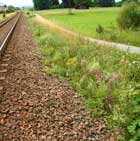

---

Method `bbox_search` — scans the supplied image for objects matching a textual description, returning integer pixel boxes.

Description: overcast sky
[0,0,120,7]
[0,0,34,7]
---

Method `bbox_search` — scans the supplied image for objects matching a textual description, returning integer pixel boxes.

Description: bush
[96,24,104,34]
[117,2,140,30]
[26,12,30,15]
[2,13,6,19]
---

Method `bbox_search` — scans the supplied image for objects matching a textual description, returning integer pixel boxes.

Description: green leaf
[136,129,140,138]
[128,124,137,135]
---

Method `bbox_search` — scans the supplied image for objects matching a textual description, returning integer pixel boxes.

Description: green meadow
[37,8,140,46]
[37,8,118,35]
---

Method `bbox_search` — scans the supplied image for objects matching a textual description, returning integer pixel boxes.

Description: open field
[37,8,140,46]
[37,8,119,36]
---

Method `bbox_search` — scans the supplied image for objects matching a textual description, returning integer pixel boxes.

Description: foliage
[67,0,114,7]
[50,0,59,5]
[6,5,16,13]
[127,119,140,141]
[62,0,74,8]
[74,0,91,4]
[29,18,140,140]
[2,12,6,18]
[127,91,140,141]
[96,24,104,33]
[97,0,115,7]
[33,0,50,10]
[117,2,140,30]
[26,12,30,15]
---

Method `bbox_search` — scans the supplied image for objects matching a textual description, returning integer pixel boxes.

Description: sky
[0,0,120,7]
[0,0,34,7]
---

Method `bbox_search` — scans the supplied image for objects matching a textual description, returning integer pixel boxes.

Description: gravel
[0,15,112,141]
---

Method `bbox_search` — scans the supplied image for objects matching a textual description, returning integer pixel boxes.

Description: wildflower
[66,57,78,68]
[96,71,104,81]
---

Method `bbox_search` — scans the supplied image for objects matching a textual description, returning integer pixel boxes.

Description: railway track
[0,13,21,91]
[0,13,21,57]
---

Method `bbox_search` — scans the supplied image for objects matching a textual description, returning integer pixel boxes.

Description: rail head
[0,13,21,58]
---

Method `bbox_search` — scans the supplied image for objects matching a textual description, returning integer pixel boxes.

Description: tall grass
[29,17,140,140]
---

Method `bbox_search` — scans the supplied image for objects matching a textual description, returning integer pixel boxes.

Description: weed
[29,18,140,140]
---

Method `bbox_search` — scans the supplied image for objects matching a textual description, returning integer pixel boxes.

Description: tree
[7,5,16,13]
[62,0,74,8]
[33,0,40,9]
[50,0,59,5]
[74,0,91,8]
[33,0,50,10]
[98,0,115,6]
[74,0,91,5]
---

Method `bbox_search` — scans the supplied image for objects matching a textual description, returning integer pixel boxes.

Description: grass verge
[28,16,140,140]
[0,12,16,23]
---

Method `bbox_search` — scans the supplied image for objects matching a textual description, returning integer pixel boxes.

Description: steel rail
[0,13,21,58]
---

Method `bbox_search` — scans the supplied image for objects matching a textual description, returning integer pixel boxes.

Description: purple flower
[96,71,104,81]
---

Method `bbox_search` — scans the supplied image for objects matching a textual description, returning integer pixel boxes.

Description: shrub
[27,12,30,15]
[96,24,104,34]
[127,92,140,140]
[117,2,140,30]
[2,13,6,19]
[127,119,140,141]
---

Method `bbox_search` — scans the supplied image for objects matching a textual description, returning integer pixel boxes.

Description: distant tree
[62,0,74,8]
[7,5,15,13]
[74,0,91,8]
[4,5,7,8]
[98,0,115,6]
[74,0,91,5]
[33,0,50,10]
[50,0,59,5]
[33,0,40,9]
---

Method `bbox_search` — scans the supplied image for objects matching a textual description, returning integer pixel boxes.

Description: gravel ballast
[0,15,113,141]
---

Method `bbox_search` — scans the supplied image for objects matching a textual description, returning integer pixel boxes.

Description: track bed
[0,15,113,141]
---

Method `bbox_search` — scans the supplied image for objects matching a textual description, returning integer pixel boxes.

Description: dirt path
[0,15,112,141]
[36,14,140,54]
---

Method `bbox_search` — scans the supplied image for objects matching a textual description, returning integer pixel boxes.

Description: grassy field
[37,8,140,46]
[0,14,4,22]
[28,15,140,140]
[37,8,118,36]
[0,12,16,23]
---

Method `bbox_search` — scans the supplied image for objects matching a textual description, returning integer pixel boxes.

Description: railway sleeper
[0,86,3,91]
[0,69,8,73]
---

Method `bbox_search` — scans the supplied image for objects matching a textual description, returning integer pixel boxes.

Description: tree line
[32,0,116,10]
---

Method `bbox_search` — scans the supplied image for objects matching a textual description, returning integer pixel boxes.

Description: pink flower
[96,71,104,81]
